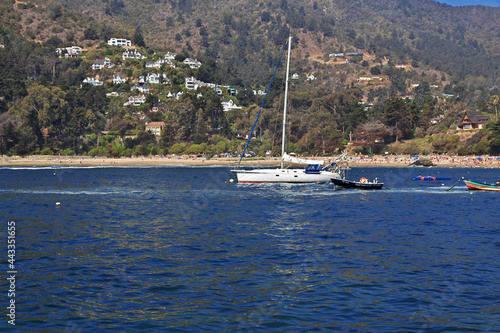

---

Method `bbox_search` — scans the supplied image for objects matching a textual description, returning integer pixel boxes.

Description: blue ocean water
[1,165,499,332]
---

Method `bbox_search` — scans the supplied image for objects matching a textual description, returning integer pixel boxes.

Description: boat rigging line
[236,40,289,169]
[446,177,465,191]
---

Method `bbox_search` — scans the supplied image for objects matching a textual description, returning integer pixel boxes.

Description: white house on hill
[124,95,146,106]
[183,58,202,69]
[164,52,177,60]
[122,50,145,60]
[113,74,127,85]
[222,99,242,112]
[108,38,131,47]
[83,77,103,86]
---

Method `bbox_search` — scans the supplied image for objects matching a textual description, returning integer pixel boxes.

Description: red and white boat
[463,179,500,191]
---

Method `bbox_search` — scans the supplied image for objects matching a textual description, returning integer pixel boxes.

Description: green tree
[11,83,68,150]
[261,11,271,23]
[84,27,99,40]
[133,27,146,47]
[489,95,499,121]
[488,121,500,155]
[414,81,433,105]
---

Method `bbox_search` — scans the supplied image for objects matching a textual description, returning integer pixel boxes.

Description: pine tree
[133,27,145,47]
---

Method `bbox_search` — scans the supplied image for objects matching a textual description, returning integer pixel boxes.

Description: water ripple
[1,167,499,332]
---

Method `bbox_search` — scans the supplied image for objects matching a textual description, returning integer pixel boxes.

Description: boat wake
[0,187,143,196]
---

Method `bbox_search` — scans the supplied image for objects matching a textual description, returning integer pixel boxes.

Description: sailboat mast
[280,35,292,169]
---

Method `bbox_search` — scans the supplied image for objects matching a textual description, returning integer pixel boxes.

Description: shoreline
[1,155,499,168]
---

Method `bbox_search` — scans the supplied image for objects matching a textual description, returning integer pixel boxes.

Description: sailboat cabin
[458,110,491,130]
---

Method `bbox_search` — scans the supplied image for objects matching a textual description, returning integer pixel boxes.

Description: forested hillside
[47,0,500,81]
[1,0,500,158]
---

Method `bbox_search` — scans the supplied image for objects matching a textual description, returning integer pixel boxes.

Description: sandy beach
[1,154,499,168]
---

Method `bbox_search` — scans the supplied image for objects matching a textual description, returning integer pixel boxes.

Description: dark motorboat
[332,177,384,190]
[331,153,384,190]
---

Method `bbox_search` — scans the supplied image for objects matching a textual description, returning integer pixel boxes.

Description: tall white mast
[280,35,292,169]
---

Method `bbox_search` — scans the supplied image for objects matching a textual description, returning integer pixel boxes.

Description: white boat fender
[229,179,234,183]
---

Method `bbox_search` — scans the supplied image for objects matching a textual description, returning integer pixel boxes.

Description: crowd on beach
[2,154,500,168]
[343,154,500,168]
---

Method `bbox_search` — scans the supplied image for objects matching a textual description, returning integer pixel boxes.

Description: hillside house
[145,122,165,136]
[56,46,82,57]
[458,110,491,130]
[124,95,146,106]
[131,84,150,94]
[185,77,198,90]
[206,83,222,94]
[253,88,266,96]
[92,58,111,70]
[184,77,221,94]
[164,52,177,60]
[113,74,127,85]
[162,59,176,68]
[225,86,238,96]
[183,58,202,69]
[291,73,299,80]
[106,92,125,97]
[161,73,170,84]
[145,61,161,69]
[151,101,167,113]
[83,77,103,86]
[222,99,242,112]
[122,50,145,60]
[166,91,183,99]
[141,73,169,85]
[145,73,160,84]
[357,76,383,82]
[108,38,131,47]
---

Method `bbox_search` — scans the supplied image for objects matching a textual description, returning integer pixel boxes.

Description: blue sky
[436,0,500,6]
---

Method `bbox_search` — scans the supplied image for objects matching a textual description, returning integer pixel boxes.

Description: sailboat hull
[232,168,340,183]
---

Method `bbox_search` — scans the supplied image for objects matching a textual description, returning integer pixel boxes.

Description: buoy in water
[229,179,234,183]
[56,202,61,206]
[53,173,56,176]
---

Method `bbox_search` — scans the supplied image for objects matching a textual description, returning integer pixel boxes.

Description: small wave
[0,188,139,195]
[0,165,163,170]
[0,164,234,171]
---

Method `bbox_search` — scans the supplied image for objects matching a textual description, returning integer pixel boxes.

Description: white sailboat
[232,36,341,184]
